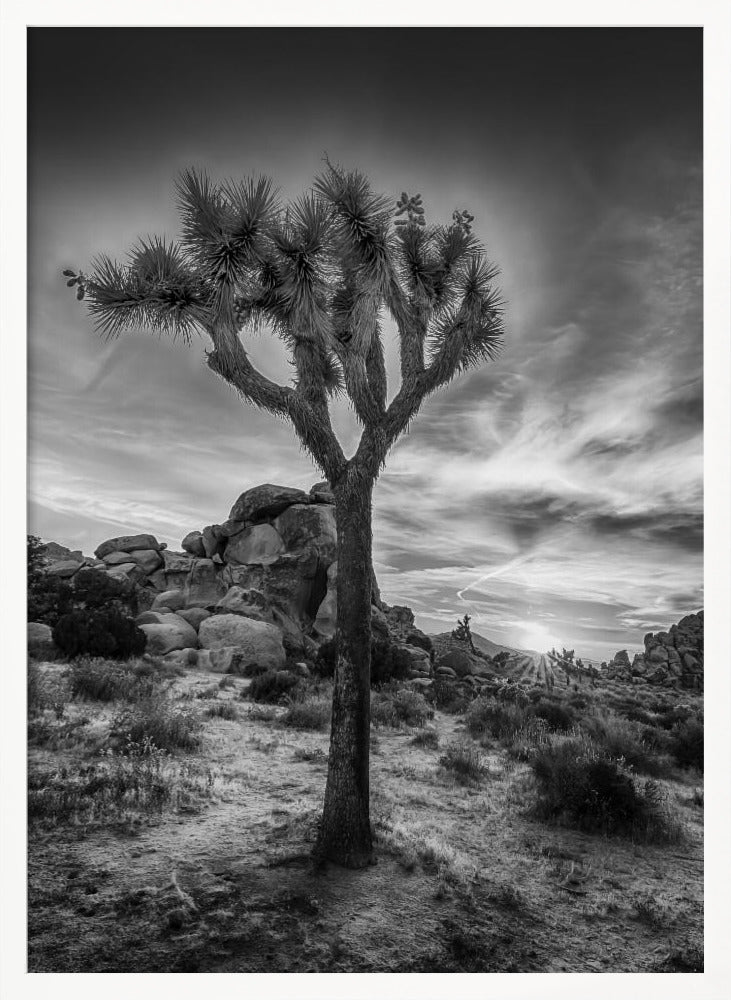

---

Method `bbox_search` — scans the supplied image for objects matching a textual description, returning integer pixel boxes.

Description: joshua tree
[64,162,504,867]
[452,613,475,652]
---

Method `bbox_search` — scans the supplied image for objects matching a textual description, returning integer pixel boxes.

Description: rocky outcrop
[604,611,703,689]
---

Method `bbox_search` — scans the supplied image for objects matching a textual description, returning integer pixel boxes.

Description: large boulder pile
[31,482,353,674]
[603,611,703,689]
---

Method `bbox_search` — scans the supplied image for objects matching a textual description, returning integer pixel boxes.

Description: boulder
[163,647,198,668]
[185,558,226,608]
[273,504,337,564]
[162,550,195,575]
[105,562,147,585]
[309,481,335,504]
[28,622,55,659]
[39,541,84,563]
[435,666,458,679]
[225,523,285,566]
[94,533,161,560]
[124,548,163,575]
[102,551,135,567]
[135,611,170,626]
[151,590,186,612]
[146,569,168,592]
[371,604,389,639]
[223,550,322,623]
[198,614,286,672]
[435,648,473,678]
[46,559,83,578]
[202,525,226,561]
[228,484,309,523]
[181,531,206,557]
[314,561,338,638]
[409,678,433,691]
[649,645,669,663]
[176,607,211,631]
[139,615,199,655]
[215,585,271,620]
[613,649,631,668]
[645,665,668,685]
[196,646,247,674]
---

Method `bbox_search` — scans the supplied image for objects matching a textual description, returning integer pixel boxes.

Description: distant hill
[432,630,538,661]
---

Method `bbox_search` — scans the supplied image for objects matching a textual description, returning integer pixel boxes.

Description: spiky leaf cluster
[66,162,504,467]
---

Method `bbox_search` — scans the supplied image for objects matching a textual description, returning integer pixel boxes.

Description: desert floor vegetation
[28,656,703,973]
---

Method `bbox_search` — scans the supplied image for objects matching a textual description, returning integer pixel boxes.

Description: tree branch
[206,324,347,483]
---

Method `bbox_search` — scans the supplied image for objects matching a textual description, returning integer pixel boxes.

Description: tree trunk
[315,466,374,867]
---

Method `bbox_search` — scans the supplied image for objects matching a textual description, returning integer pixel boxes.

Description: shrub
[111,698,202,752]
[27,535,75,626]
[204,701,238,721]
[411,729,439,749]
[248,670,301,704]
[72,567,138,614]
[427,677,470,714]
[27,664,69,717]
[669,717,703,771]
[239,661,267,678]
[580,712,670,777]
[371,638,412,685]
[313,636,412,686]
[439,742,487,784]
[53,608,146,660]
[218,675,236,689]
[69,657,158,702]
[530,699,575,731]
[281,693,331,730]
[465,696,529,743]
[530,736,681,842]
[28,736,214,829]
[371,685,433,728]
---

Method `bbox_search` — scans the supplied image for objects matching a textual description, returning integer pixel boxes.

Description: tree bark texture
[315,467,374,867]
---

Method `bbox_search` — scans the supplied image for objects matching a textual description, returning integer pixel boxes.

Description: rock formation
[603,611,703,689]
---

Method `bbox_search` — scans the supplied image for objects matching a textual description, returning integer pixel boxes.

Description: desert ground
[27,657,703,974]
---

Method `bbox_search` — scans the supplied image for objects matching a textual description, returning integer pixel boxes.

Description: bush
[530,736,681,842]
[27,535,75,626]
[204,701,238,721]
[72,567,137,614]
[439,742,487,784]
[580,712,670,777]
[27,664,69,717]
[69,657,158,702]
[239,661,268,678]
[530,699,575,731]
[371,685,433,728]
[427,677,471,714]
[53,608,146,660]
[248,669,301,704]
[312,636,412,686]
[669,717,703,771]
[281,693,332,730]
[371,638,412,685]
[111,698,202,752]
[28,736,214,829]
[465,696,529,742]
[411,729,439,749]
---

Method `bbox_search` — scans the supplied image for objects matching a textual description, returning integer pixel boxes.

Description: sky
[26,27,704,661]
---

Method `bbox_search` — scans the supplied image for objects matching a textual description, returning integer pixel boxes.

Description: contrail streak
[456,552,533,602]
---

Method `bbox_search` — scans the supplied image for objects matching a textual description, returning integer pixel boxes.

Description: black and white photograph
[2,5,730,993]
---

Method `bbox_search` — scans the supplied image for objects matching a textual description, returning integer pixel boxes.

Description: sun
[517,620,562,654]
